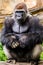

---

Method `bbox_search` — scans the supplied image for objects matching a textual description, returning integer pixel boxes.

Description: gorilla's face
[15,9,27,24]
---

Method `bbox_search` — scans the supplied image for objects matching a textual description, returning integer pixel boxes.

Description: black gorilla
[1,3,43,65]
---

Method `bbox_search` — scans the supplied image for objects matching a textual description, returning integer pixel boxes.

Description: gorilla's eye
[15,11,24,13]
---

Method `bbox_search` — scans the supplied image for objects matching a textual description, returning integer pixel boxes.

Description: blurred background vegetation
[0,42,7,61]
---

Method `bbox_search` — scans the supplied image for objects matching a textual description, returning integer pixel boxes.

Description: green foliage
[0,42,7,61]
[40,43,43,60]
[40,52,43,60]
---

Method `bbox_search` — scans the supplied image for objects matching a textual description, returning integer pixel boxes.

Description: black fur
[1,15,43,65]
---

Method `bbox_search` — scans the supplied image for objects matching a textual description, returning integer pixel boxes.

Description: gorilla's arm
[1,18,17,48]
[29,16,43,42]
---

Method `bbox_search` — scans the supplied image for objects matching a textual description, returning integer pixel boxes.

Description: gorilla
[1,3,43,65]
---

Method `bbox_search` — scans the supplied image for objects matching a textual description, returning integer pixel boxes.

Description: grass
[0,42,43,61]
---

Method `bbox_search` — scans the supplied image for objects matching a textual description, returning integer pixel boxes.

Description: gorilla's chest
[12,22,29,33]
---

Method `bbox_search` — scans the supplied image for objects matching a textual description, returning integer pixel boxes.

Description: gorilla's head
[14,3,27,25]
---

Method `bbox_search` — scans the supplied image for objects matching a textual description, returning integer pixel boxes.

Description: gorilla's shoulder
[4,17,14,26]
[29,16,40,25]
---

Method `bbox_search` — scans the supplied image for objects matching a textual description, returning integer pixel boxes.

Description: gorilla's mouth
[17,16,23,20]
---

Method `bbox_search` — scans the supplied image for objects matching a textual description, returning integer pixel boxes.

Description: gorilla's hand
[19,35,29,48]
[10,35,20,48]
[11,41,19,48]
[5,35,19,48]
